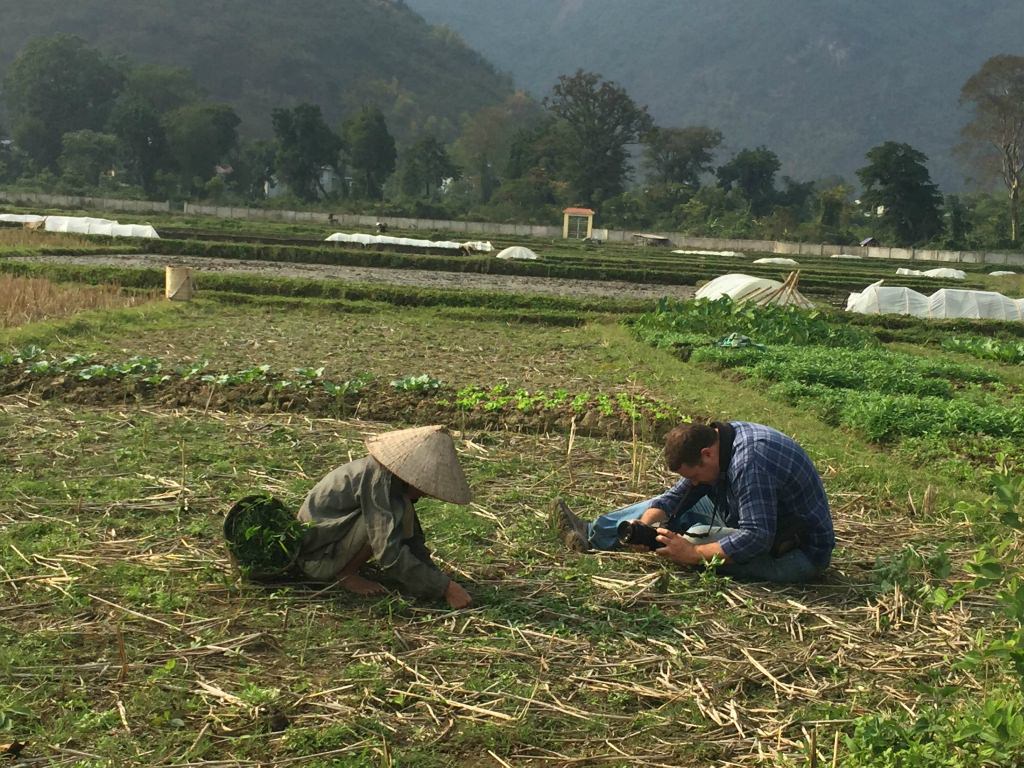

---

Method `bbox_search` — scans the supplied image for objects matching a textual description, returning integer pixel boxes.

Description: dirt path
[16,253,697,301]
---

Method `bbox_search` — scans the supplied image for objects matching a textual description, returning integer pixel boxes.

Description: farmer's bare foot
[339,574,387,595]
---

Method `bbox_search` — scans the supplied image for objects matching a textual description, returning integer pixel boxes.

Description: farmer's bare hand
[444,580,472,609]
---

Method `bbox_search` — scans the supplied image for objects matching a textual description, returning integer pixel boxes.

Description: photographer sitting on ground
[556,421,835,583]
[297,425,473,608]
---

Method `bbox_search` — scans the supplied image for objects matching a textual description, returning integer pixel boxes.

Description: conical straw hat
[365,425,472,505]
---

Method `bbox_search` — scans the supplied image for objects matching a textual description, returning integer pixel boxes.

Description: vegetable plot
[0,348,685,442]
[632,301,1024,464]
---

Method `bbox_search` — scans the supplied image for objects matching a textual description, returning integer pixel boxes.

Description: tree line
[1,35,1021,249]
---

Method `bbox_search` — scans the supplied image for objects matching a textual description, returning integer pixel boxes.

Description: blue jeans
[587,496,718,550]
[587,497,823,584]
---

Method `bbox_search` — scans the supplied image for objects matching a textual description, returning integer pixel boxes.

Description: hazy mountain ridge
[407,0,1023,189]
[0,0,514,142]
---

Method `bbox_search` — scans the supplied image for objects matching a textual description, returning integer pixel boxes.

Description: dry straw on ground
[0,228,97,250]
[0,275,157,327]
[0,403,1004,767]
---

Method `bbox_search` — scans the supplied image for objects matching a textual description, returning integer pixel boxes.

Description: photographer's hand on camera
[631,507,668,550]
[655,528,730,567]
[639,507,668,526]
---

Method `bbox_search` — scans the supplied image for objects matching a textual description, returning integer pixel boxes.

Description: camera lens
[616,520,663,550]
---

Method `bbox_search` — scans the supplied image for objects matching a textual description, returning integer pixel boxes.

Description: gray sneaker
[554,498,591,552]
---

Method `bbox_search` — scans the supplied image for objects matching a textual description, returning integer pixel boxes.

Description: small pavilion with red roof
[562,206,595,239]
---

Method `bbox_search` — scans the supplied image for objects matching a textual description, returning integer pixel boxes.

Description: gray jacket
[298,456,450,599]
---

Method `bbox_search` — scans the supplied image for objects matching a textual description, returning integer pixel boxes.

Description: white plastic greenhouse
[495,246,539,260]
[845,282,930,317]
[695,272,813,308]
[846,280,1024,321]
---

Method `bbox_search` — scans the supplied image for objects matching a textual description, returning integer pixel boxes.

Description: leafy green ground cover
[943,335,1024,365]
[634,298,1024,472]
[2,277,1024,766]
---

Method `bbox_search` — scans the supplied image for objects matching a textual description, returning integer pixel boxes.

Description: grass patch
[1,292,1018,765]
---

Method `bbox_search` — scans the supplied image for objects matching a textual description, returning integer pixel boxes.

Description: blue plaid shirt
[651,422,834,568]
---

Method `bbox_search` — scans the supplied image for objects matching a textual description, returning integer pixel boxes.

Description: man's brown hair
[664,422,718,470]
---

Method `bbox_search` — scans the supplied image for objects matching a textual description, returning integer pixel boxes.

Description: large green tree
[643,126,722,188]
[857,142,944,245]
[960,54,1024,243]
[343,106,396,200]
[2,35,124,169]
[123,64,204,116]
[716,147,781,217]
[106,94,168,194]
[545,70,653,205]
[400,135,459,199]
[163,103,240,193]
[230,139,277,201]
[58,129,119,187]
[272,104,342,201]
[454,92,544,203]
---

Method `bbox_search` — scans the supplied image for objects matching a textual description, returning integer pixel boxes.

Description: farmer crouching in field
[556,421,835,583]
[297,425,473,609]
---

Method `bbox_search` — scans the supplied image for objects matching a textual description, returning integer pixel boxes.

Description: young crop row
[692,344,1022,443]
[0,348,683,433]
[444,383,679,422]
[693,345,998,397]
[942,336,1024,365]
[631,297,875,349]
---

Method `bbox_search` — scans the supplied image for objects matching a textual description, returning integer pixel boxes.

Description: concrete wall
[0,189,171,214]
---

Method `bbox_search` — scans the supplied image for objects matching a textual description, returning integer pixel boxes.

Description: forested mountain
[0,0,513,141]
[406,0,1023,190]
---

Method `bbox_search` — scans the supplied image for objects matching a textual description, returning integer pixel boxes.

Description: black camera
[616,520,664,550]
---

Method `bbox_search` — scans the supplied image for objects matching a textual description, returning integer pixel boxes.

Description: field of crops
[2,219,1024,767]
[5,206,1022,303]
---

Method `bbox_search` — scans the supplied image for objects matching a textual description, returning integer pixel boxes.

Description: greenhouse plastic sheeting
[43,216,159,238]
[752,257,800,266]
[325,232,492,252]
[673,249,745,257]
[895,267,967,280]
[495,246,538,260]
[927,289,1023,321]
[44,216,117,233]
[847,281,1023,321]
[845,282,930,317]
[0,213,46,224]
[695,273,812,308]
